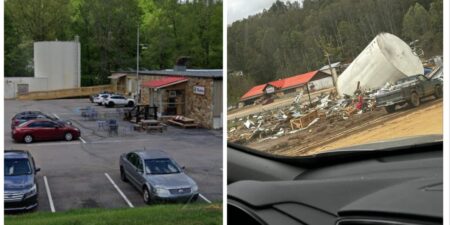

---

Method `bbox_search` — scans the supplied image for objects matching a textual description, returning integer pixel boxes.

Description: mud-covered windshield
[227,0,443,157]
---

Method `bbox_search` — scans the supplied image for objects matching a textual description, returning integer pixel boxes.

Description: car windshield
[5,158,32,176]
[145,158,180,175]
[227,0,443,157]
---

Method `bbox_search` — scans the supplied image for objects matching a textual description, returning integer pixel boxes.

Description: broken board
[290,110,319,130]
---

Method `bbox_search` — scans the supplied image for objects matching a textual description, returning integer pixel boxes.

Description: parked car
[104,95,135,107]
[12,119,81,143]
[93,93,112,105]
[5,150,40,211]
[375,74,443,113]
[11,111,56,129]
[120,150,199,204]
[90,91,112,103]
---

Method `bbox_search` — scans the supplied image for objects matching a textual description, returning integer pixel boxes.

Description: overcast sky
[228,0,294,25]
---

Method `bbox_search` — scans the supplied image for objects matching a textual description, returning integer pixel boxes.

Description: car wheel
[64,132,73,141]
[127,101,134,107]
[434,85,443,99]
[384,105,396,114]
[143,187,152,205]
[409,92,420,107]
[191,193,199,202]
[120,167,128,182]
[97,103,101,106]
[24,134,33,143]
[108,102,115,108]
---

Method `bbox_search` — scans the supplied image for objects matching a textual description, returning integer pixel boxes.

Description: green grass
[5,203,222,225]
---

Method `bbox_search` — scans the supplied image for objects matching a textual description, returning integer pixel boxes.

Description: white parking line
[52,113,60,119]
[79,137,87,144]
[199,193,212,204]
[104,173,134,208]
[43,176,56,213]
[11,141,81,147]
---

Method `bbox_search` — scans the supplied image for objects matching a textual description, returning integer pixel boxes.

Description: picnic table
[139,119,165,133]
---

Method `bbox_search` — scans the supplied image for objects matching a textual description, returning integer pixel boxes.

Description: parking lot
[5,99,223,212]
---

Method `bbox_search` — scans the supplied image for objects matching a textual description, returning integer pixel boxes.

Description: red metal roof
[240,84,267,100]
[141,76,188,89]
[268,79,284,88]
[240,71,319,100]
[281,70,318,89]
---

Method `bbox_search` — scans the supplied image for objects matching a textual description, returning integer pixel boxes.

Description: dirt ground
[307,100,443,154]
[228,88,334,120]
[246,99,443,156]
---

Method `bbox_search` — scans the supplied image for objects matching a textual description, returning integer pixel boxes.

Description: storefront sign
[193,85,205,95]
[265,86,275,94]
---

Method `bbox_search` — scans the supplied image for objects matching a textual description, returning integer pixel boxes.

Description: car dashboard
[228,138,443,225]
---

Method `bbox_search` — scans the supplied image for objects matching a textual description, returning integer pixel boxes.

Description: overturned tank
[337,33,423,96]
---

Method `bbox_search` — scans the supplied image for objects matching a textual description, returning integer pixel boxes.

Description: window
[28,122,43,128]
[127,153,136,165]
[127,153,142,169]
[5,158,32,176]
[145,158,180,174]
[41,121,56,128]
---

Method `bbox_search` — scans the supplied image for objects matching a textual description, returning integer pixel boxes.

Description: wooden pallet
[167,119,198,128]
[290,110,318,130]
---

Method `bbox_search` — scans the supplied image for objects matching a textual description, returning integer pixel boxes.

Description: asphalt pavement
[5,99,223,212]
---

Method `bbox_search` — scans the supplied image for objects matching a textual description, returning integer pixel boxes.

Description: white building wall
[4,77,48,99]
[34,41,80,90]
[310,77,334,91]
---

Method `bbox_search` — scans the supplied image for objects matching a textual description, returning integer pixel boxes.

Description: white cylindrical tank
[337,33,423,95]
[34,41,81,90]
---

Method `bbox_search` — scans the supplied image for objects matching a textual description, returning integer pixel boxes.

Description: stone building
[109,69,222,129]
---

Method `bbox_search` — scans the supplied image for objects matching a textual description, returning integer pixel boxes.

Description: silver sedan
[120,150,199,204]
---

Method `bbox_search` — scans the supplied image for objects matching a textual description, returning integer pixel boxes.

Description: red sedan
[12,119,81,143]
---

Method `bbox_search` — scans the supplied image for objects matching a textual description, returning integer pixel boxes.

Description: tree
[402,3,431,41]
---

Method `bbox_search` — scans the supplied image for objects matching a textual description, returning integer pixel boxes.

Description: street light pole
[136,24,141,103]
[325,51,337,89]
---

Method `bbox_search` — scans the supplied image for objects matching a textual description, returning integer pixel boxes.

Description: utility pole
[325,51,337,89]
[136,24,141,104]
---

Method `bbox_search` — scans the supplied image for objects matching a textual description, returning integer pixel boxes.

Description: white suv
[94,93,112,105]
[104,95,135,107]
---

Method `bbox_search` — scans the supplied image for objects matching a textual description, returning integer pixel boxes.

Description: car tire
[24,134,33,144]
[384,105,396,114]
[97,103,102,106]
[143,187,152,205]
[127,101,134,107]
[409,92,420,107]
[108,102,115,108]
[192,193,199,202]
[120,167,128,182]
[434,85,443,99]
[64,132,73,141]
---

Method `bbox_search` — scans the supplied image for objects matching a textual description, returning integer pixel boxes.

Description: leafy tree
[4,0,222,84]
[402,3,431,41]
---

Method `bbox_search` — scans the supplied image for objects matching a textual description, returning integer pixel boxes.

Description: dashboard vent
[228,202,264,225]
[336,218,430,225]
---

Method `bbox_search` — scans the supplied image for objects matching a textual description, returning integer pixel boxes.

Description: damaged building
[239,70,334,106]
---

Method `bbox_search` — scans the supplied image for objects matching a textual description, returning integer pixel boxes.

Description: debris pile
[228,89,377,144]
